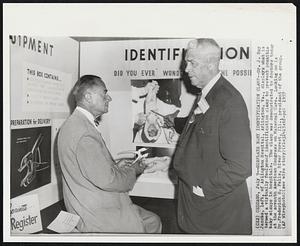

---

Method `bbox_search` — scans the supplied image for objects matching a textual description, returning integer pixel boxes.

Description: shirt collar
[201,72,221,98]
[76,106,97,128]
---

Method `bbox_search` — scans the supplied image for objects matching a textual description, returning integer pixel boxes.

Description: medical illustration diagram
[18,133,50,187]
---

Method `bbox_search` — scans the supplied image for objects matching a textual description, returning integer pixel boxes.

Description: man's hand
[143,156,171,173]
[116,158,146,176]
[131,159,146,176]
[116,158,134,168]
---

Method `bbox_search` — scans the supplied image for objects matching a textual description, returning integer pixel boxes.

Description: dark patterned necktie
[179,90,202,136]
[188,90,202,123]
[195,90,202,109]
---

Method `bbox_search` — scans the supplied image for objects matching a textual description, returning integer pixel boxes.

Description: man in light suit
[58,75,161,233]
[172,39,252,234]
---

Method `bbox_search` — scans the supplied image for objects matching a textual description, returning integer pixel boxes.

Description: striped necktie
[187,90,202,125]
[191,90,202,114]
[179,90,202,136]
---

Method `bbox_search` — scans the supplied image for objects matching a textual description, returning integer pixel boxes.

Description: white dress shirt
[194,72,221,115]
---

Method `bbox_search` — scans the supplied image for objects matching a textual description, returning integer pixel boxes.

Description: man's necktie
[195,90,202,109]
[179,90,202,136]
[94,117,100,127]
[188,90,202,124]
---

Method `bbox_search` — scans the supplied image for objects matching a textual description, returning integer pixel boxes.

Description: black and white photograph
[3,3,296,244]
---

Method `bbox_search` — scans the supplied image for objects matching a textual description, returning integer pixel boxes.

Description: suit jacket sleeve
[202,97,252,200]
[76,135,137,192]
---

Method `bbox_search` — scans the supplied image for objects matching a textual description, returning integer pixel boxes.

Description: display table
[129,169,177,199]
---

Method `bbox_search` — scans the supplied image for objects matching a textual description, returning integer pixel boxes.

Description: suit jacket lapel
[194,75,225,123]
[203,75,225,107]
[178,76,225,142]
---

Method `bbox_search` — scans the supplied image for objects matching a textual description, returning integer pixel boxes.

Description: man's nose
[107,95,112,101]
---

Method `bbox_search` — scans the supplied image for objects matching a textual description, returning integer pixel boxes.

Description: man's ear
[84,91,92,103]
[209,62,219,73]
[207,62,214,70]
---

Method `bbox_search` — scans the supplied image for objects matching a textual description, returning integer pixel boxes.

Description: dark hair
[72,75,104,103]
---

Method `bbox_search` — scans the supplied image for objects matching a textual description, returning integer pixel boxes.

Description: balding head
[185,38,221,88]
[187,38,221,65]
[73,74,112,117]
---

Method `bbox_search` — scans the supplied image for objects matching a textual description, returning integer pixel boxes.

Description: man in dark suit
[172,39,252,234]
[58,75,161,233]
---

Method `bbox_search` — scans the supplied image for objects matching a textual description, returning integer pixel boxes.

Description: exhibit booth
[9,36,252,233]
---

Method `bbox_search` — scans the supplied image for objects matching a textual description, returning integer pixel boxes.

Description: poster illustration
[132,79,181,146]
[11,126,51,198]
